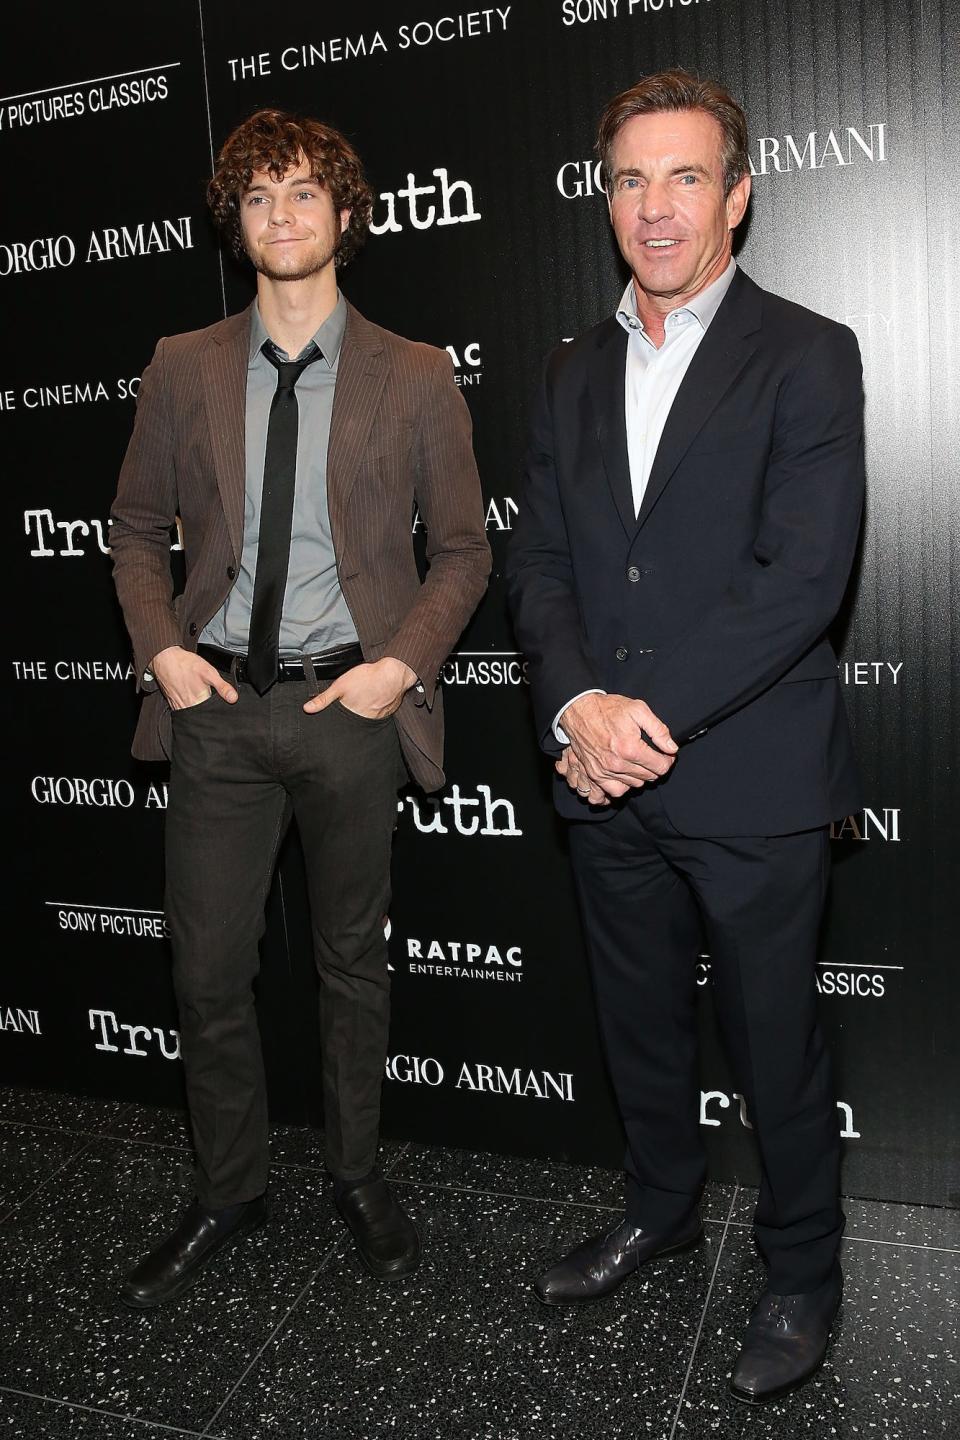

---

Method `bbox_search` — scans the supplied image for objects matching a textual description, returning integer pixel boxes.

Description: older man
[508,70,863,1403]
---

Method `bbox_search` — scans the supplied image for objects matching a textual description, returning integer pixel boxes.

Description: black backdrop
[4,0,958,1209]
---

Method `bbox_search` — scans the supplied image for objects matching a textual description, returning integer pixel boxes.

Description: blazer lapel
[327,301,388,550]
[636,268,762,530]
[202,305,251,559]
[586,321,635,538]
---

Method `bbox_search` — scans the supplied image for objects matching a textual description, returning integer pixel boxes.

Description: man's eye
[679,175,698,185]
[620,178,639,191]
[296,191,316,200]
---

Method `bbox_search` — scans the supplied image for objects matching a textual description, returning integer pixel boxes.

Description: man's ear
[726,173,751,231]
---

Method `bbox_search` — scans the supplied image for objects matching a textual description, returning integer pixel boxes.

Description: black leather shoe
[335,1177,420,1278]
[729,1263,843,1403]
[120,1196,268,1309]
[534,1211,704,1306]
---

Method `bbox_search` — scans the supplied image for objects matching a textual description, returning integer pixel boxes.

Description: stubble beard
[246,221,342,283]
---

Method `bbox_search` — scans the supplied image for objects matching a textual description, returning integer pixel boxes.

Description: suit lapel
[636,268,762,530]
[202,305,251,559]
[327,300,388,542]
[586,321,635,538]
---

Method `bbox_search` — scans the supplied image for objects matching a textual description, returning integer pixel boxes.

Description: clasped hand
[555,693,677,806]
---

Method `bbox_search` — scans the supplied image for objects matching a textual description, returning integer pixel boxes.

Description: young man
[111,108,490,1305]
[507,71,864,1403]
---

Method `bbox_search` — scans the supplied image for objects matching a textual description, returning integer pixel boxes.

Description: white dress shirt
[554,259,737,744]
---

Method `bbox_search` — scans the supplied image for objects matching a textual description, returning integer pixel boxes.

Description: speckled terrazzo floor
[0,1086,956,1438]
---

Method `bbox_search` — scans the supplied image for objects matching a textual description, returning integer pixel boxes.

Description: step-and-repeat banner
[4,0,958,1206]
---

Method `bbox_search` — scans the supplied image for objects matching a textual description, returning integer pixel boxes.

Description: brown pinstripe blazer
[110,299,491,791]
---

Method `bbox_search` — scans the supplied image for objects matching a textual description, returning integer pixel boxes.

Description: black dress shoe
[729,1263,843,1404]
[120,1196,268,1309]
[534,1211,704,1306]
[335,1177,420,1278]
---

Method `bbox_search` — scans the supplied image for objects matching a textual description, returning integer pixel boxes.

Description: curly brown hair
[207,108,373,268]
[597,69,749,197]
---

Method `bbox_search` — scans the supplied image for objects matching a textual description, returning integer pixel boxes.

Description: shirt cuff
[553,689,606,746]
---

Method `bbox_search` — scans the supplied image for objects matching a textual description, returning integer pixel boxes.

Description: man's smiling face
[606,107,750,307]
[239,155,351,283]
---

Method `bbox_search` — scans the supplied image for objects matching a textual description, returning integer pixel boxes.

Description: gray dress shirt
[200,291,359,656]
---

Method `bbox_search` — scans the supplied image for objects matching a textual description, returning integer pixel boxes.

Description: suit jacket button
[226,565,236,580]
[616,646,629,661]
[627,566,641,582]
[188,622,198,637]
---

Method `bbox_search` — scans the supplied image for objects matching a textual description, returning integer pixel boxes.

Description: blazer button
[627,566,641,582]
[188,622,198,637]
[226,565,236,580]
[615,646,629,661]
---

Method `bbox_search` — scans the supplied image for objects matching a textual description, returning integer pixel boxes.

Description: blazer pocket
[367,421,414,461]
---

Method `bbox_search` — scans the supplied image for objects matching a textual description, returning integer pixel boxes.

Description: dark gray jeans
[165,678,405,1208]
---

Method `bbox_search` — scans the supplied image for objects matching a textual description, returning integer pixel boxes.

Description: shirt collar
[615,257,737,339]
[248,290,347,369]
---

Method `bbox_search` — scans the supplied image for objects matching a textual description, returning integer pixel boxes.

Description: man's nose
[640,180,674,223]
[269,198,294,225]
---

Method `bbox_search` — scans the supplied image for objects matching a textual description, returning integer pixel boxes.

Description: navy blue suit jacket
[506,267,864,837]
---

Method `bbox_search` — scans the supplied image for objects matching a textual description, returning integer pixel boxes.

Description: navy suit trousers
[568,785,843,1294]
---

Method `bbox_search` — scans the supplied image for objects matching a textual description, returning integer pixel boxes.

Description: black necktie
[246,339,324,694]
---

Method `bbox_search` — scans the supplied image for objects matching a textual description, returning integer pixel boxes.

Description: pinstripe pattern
[110,300,491,791]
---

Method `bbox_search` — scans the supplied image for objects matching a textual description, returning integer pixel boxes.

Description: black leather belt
[197,642,364,685]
